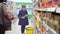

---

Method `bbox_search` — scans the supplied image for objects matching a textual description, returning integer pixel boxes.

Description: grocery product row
[33,0,60,13]
[33,10,60,34]
[34,0,60,8]
[32,0,60,34]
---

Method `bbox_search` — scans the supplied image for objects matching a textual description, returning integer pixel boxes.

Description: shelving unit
[33,12,58,34]
[32,1,60,33]
[35,8,56,12]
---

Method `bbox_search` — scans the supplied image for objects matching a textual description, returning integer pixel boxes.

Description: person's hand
[21,17,25,19]
[13,19,17,23]
[25,14,28,17]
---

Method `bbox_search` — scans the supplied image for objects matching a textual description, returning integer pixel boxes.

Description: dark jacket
[18,10,29,26]
[0,3,4,24]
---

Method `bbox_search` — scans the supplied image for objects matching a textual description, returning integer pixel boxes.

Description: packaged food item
[58,1,60,7]
[40,25,48,34]
[35,12,41,28]
[40,11,44,18]
[40,3,46,8]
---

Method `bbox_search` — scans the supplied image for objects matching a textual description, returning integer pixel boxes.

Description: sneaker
[21,33,23,34]
[23,33,25,34]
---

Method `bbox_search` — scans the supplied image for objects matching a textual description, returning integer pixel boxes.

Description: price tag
[46,8,56,12]
[56,7,60,13]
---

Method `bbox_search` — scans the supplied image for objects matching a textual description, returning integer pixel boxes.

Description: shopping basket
[25,26,34,34]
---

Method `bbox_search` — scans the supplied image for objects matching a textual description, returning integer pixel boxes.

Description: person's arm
[18,11,22,18]
[24,10,28,17]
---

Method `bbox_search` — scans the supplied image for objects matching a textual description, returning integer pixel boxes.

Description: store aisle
[5,19,21,34]
[5,19,56,34]
[5,18,35,34]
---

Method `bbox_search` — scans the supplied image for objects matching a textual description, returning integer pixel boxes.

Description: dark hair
[0,0,4,3]
[4,0,7,2]
[22,5,26,8]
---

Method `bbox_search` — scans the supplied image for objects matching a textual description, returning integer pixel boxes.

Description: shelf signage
[56,7,60,13]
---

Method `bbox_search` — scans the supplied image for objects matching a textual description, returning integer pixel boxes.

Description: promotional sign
[13,0,33,5]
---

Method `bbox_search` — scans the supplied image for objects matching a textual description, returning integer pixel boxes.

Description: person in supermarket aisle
[18,5,29,34]
[0,0,12,34]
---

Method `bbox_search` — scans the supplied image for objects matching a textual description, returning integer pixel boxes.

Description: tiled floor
[5,18,35,34]
[5,19,21,34]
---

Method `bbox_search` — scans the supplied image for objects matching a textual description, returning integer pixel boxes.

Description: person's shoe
[23,33,25,34]
[21,33,23,34]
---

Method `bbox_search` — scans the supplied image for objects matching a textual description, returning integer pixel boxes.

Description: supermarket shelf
[33,14,58,34]
[35,7,60,14]
[35,8,56,12]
